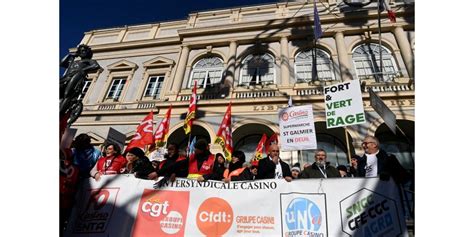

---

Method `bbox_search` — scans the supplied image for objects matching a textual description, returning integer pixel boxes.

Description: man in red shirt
[90,143,127,181]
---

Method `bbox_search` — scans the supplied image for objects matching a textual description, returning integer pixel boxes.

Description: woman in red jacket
[90,143,127,181]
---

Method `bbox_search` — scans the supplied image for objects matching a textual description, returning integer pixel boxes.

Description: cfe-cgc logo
[73,188,120,233]
[132,190,190,237]
[196,197,234,237]
[280,193,327,237]
[339,188,404,237]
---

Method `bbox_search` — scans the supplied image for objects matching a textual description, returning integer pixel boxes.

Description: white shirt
[274,160,283,179]
[365,151,379,177]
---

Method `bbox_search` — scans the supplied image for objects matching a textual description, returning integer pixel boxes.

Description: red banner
[154,105,172,147]
[214,103,233,161]
[127,111,154,151]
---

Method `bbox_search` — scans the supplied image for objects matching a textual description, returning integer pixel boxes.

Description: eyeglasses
[362,141,375,145]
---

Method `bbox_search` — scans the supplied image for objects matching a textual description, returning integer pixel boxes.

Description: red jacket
[188,153,215,176]
[96,155,127,175]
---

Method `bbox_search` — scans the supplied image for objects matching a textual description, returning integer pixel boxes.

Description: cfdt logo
[196,197,233,237]
[132,190,190,237]
[281,193,327,237]
[73,188,120,233]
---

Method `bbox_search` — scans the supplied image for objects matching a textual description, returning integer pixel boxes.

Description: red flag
[382,0,396,23]
[214,102,233,161]
[127,111,154,150]
[254,134,267,161]
[183,81,197,135]
[265,133,279,155]
[154,105,172,148]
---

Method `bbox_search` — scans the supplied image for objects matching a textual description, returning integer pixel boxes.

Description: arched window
[352,43,399,82]
[189,56,224,88]
[295,48,335,82]
[240,53,275,86]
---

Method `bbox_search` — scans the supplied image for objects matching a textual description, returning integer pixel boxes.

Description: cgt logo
[132,190,190,237]
[196,197,233,237]
[141,199,170,217]
[74,188,119,233]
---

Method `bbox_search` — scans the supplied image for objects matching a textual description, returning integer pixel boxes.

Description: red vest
[188,153,215,176]
[96,155,127,174]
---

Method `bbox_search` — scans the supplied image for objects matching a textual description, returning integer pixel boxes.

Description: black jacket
[357,149,409,184]
[157,154,188,178]
[131,157,155,179]
[300,162,340,179]
[256,157,291,180]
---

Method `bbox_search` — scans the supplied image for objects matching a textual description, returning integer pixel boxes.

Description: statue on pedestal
[60,44,101,127]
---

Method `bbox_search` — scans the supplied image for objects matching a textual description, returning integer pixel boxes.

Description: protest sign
[279,104,317,151]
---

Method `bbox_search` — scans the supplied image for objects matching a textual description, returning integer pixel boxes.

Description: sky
[60,0,280,59]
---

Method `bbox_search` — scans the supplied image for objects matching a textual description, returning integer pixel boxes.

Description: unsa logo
[196,197,233,236]
[285,197,322,231]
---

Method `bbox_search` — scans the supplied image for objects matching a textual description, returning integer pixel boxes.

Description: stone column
[392,26,414,78]
[280,36,290,86]
[171,45,190,93]
[225,41,237,86]
[335,32,353,81]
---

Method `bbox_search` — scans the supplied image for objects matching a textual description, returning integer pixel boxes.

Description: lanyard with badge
[317,165,327,178]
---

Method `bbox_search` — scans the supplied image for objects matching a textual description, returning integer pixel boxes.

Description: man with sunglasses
[357,135,408,184]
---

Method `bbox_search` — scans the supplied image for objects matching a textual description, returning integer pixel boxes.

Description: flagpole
[344,128,351,164]
[378,0,384,82]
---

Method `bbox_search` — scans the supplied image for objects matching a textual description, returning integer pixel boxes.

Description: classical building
[69,0,414,171]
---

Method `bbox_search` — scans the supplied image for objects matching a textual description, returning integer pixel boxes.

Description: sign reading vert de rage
[279,104,317,151]
[324,79,366,129]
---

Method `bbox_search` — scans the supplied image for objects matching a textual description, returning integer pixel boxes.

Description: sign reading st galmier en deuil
[279,104,317,151]
[324,79,366,129]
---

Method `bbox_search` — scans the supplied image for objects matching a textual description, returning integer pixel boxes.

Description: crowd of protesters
[60,133,411,231]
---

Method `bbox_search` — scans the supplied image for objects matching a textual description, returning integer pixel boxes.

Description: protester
[222,150,253,182]
[71,133,101,179]
[59,149,79,233]
[291,163,301,179]
[256,144,292,182]
[148,143,188,180]
[124,147,155,179]
[357,135,409,183]
[202,153,227,181]
[89,142,127,181]
[337,165,350,177]
[300,148,340,178]
[349,155,361,177]
[188,139,215,181]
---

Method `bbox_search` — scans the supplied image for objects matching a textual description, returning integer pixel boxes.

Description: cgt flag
[183,81,197,135]
[127,111,154,151]
[214,103,233,161]
[265,133,279,155]
[254,134,267,161]
[154,105,172,148]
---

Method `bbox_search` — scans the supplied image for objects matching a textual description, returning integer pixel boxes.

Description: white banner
[324,79,366,129]
[279,104,318,151]
[65,175,408,237]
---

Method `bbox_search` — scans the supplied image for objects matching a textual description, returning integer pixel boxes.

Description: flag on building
[254,134,267,161]
[127,111,154,151]
[187,136,197,157]
[313,1,323,40]
[381,0,396,23]
[265,133,279,155]
[214,103,233,161]
[183,80,197,135]
[154,105,172,148]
